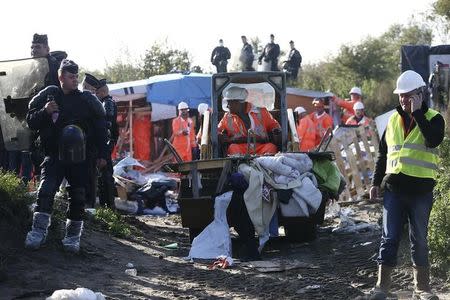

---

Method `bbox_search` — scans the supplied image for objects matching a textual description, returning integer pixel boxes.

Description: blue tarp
[146,72,212,109]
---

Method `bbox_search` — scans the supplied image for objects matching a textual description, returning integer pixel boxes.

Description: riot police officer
[95,79,118,209]
[25,59,108,253]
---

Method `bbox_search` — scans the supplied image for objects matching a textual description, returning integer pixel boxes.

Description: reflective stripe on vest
[251,109,268,139]
[385,109,440,179]
[227,113,245,139]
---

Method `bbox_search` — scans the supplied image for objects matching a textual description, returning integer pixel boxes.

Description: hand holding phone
[410,93,423,112]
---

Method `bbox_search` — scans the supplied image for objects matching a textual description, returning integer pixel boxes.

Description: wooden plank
[329,140,352,201]
[369,122,380,153]
[358,126,375,170]
[351,129,370,187]
[342,131,364,196]
[200,111,210,160]
[287,108,299,151]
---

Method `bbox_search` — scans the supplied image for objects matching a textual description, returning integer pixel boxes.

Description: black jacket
[285,48,302,70]
[26,86,108,160]
[101,95,119,146]
[211,46,231,65]
[258,42,280,63]
[372,102,445,194]
[240,43,254,65]
[45,54,60,87]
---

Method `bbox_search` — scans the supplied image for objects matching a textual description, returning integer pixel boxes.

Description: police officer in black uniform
[239,35,255,71]
[31,33,60,87]
[283,40,302,82]
[210,39,231,73]
[258,34,281,71]
[25,59,108,253]
[95,78,118,208]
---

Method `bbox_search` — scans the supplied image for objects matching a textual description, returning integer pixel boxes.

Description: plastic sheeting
[188,191,233,259]
[46,288,105,300]
[132,114,151,161]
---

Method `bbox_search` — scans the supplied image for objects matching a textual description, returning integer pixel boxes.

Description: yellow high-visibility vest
[385,109,440,179]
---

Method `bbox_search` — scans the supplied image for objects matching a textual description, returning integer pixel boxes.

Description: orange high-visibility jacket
[133,115,152,161]
[345,115,372,126]
[334,98,362,124]
[172,116,196,161]
[218,106,280,155]
[296,115,317,152]
[310,112,334,146]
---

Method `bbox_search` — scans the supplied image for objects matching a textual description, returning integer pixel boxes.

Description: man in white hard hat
[294,106,316,151]
[218,86,281,156]
[368,70,444,300]
[331,86,363,124]
[172,101,196,161]
[345,101,372,126]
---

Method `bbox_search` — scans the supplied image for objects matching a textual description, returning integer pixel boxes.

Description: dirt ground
[1,201,449,300]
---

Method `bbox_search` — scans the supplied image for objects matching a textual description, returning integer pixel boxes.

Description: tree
[142,42,191,77]
[433,0,450,21]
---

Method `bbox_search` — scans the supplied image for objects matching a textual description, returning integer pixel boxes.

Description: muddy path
[1,203,449,300]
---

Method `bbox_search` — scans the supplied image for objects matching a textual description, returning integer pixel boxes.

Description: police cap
[84,73,100,88]
[32,33,48,45]
[59,59,78,74]
[98,78,108,88]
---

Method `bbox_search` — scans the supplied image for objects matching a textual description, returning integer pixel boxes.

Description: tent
[146,72,212,109]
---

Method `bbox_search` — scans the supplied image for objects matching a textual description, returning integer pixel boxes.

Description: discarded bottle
[125,268,137,276]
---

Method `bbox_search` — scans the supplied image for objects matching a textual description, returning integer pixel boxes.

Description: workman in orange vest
[294,106,317,151]
[309,98,334,146]
[218,86,281,156]
[332,86,363,124]
[345,101,372,126]
[172,101,196,161]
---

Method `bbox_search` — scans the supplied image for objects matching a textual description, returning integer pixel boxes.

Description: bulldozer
[164,71,337,243]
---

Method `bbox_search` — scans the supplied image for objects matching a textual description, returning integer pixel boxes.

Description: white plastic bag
[46,287,105,300]
[188,191,233,259]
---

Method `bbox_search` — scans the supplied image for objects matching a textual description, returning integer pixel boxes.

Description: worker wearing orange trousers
[309,98,334,146]
[172,101,196,161]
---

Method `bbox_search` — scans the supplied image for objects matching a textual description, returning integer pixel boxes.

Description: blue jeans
[377,189,433,267]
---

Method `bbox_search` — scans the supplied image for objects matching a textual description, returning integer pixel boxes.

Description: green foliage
[0,171,34,227]
[430,137,450,279]
[433,0,450,21]
[142,42,191,77]
[94,207,133,238]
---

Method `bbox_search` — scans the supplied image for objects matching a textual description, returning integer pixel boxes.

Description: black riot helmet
[58,125,86,164]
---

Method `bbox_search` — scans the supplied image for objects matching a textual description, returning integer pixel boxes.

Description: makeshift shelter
[108,73,212,161]
[286,88,333,112]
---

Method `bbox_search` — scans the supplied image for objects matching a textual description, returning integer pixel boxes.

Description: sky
[0,0,437,74]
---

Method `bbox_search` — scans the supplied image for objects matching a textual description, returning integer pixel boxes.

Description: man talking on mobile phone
[366,70,444,300]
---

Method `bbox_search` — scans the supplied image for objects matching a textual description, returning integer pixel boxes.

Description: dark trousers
[8,150,33,184]
[377,189,433,267]
[98,157,115,208]
[215,60,228,73]
[85,157,97,208]
[35,156,89,221]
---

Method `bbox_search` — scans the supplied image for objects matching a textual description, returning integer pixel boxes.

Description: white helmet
[178,101,189,110]
[197,103,209,115]
[353,101,364,110]
[349,87,362,95]
[223,86,248,102]
[393,70,426,94]
[294,106,306,114]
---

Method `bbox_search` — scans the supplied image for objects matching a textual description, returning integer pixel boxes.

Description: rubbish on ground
[46,287,105,300]
[296,285,321,294]
[360,242,373,246]
[208,256,233,269]
[163,242,178,250]
[142,206,168,216]
[125,268,137,276]
[245,259,318,273]
[126,262,134,268]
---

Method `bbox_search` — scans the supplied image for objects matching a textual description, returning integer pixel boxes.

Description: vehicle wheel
[284,221,317,243]
[188,228,203,243]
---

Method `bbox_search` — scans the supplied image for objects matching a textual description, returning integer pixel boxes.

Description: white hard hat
[294,106,306,114]
[349,87,362,95]
[223,86,248,102]
[353,101,364,110]
[178,101,189,110]
[197,103,209,115]
[393,70,426,94]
